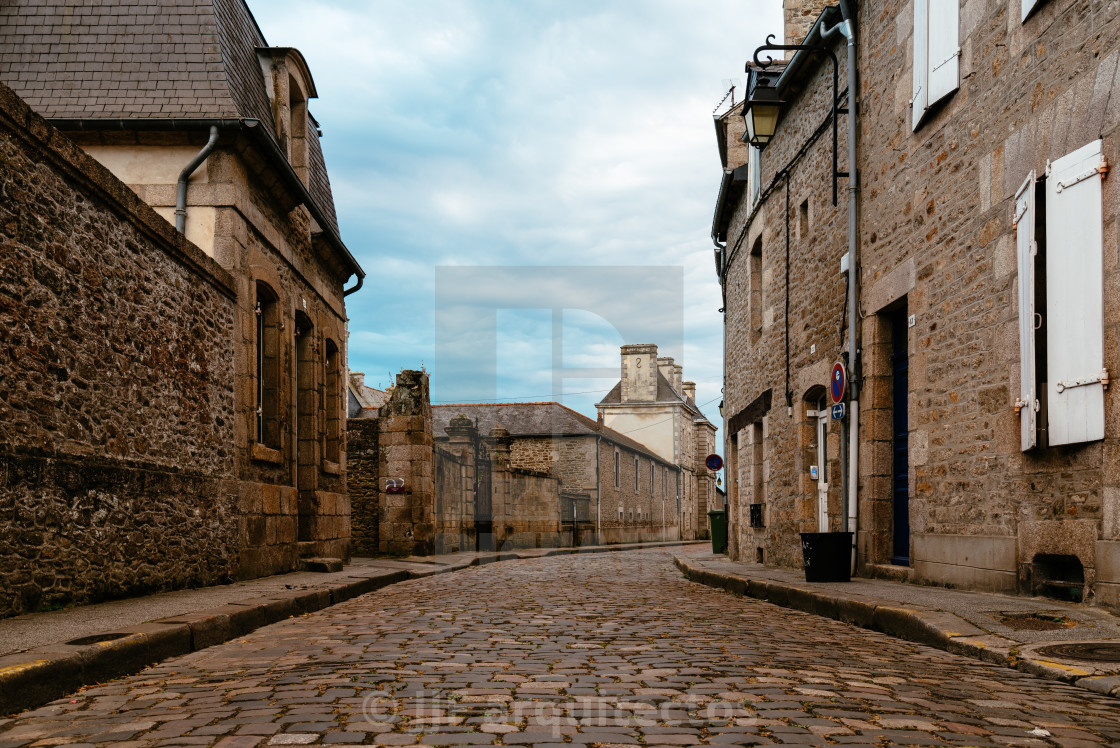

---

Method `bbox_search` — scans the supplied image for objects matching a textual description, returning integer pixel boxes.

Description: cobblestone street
[4,549,1120,747]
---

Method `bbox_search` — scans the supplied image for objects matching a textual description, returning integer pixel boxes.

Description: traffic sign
[831,403,846,421]
[705,454,724,471]
[830,361,847,404]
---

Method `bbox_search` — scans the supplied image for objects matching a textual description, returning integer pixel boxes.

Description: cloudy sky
[252,0,783,452]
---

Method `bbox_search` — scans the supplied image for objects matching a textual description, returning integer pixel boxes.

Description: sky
[252,0,784,457]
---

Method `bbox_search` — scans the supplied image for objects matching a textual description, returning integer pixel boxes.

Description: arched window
[323,338,341,465]
[255,282,280,449]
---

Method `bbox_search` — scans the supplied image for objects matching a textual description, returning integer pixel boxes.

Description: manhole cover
[1035,642,1120,663]
[66,632,131,646]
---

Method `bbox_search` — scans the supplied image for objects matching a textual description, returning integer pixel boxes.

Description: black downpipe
[783,170,792,412]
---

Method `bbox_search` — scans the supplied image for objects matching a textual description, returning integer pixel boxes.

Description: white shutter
[926,0,960,107]
[911,0,928,131]
[1045,139,1107,446]
[1015,173,1037,451]
[1022,0,1040,22]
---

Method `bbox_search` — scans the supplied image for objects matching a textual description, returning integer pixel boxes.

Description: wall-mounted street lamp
[745,34,848,206]
[742,66,784,149]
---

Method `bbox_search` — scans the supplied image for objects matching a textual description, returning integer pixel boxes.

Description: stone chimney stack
[620,344,658,403]
[683,381,696,402]
[785,0,831,49]
[350,372,365,389]
[656,357,675,389]
[672,364,684,395]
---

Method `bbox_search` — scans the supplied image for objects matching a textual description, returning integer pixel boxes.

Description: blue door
[891,308,910,566]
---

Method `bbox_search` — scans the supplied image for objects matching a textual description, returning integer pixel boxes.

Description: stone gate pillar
[378,370,434,555]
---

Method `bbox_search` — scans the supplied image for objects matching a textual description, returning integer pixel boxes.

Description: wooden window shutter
[1045,139,1107,446]
[912,0,958,130]
[926,0,960,108]
[911,0,928,131]
[1014,172,1038,451]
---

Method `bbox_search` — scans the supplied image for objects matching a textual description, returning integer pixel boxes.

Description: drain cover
[1035,642,1120,663]
[66,632,131,646]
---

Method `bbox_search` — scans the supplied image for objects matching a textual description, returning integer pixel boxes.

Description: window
[911,0,959,130]
[749,237,763,343]
[614,451,620,488]
[650,463,655,494]
[255,282,280,449]
[1016,140,1106,448]
[634,456,639,491]
[323,338,341,464]
[748,145,762,207]
[799,199,809,240]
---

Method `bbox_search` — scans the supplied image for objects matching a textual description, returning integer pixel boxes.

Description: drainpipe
[824,1,859,571]
[175,125,219,233]
[596,434,602,544]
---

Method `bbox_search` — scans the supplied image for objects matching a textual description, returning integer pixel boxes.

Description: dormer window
[256,46,318,186]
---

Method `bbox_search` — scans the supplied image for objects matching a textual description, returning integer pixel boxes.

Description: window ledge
[321,459,341,475]
[251,443,283,464]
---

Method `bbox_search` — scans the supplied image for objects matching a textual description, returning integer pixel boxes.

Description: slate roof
[432,403,674,466]
[0,0,340,236]
[597,370,712,424]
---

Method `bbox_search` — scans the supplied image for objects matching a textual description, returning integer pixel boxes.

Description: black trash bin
[800,532,853,582]
[708,509,728,554]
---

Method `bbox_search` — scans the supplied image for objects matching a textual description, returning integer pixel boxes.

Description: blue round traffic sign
[705,453,724,471]
[830,361,847,404]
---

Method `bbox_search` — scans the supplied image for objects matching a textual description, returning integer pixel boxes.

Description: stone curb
[673,555,1120,699]
[0,541,703,716]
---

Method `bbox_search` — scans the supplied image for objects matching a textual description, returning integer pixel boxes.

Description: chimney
[620,344,658,403]
[683,381,696,402]
[656,357,675,389]
[350,371,365,389]
[672,364,683,395]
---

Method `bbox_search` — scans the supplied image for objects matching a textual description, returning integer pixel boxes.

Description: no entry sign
[830,361,847,404]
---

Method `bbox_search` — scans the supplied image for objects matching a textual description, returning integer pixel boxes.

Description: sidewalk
[675,545,1120,699]
[0,540,703,716]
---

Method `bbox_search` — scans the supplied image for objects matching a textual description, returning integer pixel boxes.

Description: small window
[799,199,809,240]
[634,456,639,491]
[618,506,624,520]
[650,463,655,494]
[255,282,281,449]
[323,338,341,464]
[614,451,620,488]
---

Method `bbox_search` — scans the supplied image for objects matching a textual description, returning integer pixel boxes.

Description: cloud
[251,0,785,455]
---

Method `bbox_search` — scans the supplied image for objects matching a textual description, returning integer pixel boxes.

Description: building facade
[433,402,682,547]
[596,345,718,540]
[716,0,1120,603]
[0,0,363,615]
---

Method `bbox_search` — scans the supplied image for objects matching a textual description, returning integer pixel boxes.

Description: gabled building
[432,401,681,546]
[596,345,718,540]
[716,0,1120,603]
[0,0,364,596]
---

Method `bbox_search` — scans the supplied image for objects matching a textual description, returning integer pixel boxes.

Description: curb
[673,555,1120,699]
[0,541,700,716]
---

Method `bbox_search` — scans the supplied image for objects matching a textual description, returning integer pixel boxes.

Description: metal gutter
[48,117,365,296]
[774,6,843,96]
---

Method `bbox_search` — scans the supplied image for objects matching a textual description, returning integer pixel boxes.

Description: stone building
[433,402,682,546]
[596,345,718,540]
[348,372,389,419]
[715,0,1120,603]
[0,0,363,615]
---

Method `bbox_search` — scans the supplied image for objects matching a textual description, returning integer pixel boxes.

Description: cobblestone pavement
[4,550,1120,747]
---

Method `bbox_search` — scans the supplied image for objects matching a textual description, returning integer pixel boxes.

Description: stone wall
[347,419,380,556]
[0,82,240,617]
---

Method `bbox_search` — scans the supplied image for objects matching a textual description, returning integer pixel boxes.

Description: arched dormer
[256,46,318,185]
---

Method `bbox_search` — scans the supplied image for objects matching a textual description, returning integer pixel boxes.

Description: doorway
[814,396,829,532]
[890,305,910,565]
